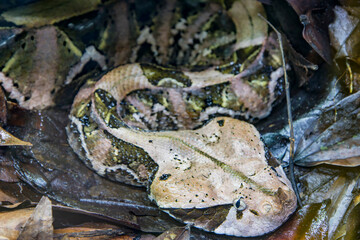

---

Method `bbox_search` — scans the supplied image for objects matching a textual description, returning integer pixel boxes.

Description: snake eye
[233,197,247,211]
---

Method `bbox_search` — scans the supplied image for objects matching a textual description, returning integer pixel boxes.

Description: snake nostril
[261,202,272,214]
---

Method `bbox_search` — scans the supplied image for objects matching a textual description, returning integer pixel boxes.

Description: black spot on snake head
[217,119,224,127]
[159,173,171,180]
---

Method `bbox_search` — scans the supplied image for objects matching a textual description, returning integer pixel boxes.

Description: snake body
[67,46,297,236]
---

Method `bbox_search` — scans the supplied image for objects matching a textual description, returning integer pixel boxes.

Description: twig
[258,14,303,207]
[345,57,353,94]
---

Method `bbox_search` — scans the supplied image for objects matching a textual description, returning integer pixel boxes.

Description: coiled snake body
[67,55,297,236]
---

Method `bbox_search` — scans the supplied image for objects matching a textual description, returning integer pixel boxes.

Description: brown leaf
[342,194,360,240]
[0,208,34,240]
[325,174,360,238]
[0,126,32,146]
[286,0,334,63]
[54,227,127,240]
[267,201,330,240]
[0,200,32,210]
[301,16,332,64]
[18,196,53,240]
[283,37,318,86]
[155,226,190,240]
[0,189,18,203]
[0,153,19,183]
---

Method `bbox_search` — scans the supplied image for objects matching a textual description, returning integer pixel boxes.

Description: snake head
[212,183,297,236]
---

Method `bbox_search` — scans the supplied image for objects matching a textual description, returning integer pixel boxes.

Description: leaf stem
[258,14,303,207]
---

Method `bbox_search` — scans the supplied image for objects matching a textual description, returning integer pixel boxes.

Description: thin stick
[258,14,302,207]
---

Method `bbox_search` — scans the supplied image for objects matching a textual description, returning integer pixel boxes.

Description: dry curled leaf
[0,126,32,146]
[154,226,190,240]
[286,0,334,63]
[18,196,53,240]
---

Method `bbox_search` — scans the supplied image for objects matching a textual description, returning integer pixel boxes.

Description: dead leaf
[329,6,360,61]
[154,226,190,240]
[18,196,53,240]
[0,126,31,146]
[0,25,83,110]
[0,200,32,210]
[1,0,101,28]
[0,153,19,183]
[328,5,360,93]
[286,0,334,63]
[294,90,360,167]
[0,189,18,203]
[0,165,18,183]
[283,37,318,86]
[325,174,360,238]
[0,208,34,240]
[53,227,126,240]
[339,194,360,240]
[266,201,329,240]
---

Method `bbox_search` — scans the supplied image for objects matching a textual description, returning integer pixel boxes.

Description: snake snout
[272,186,297,214]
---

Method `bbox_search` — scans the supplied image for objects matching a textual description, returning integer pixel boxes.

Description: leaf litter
[0,0,360,239]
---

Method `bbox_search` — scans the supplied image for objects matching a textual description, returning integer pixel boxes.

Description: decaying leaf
[286,0,334,63]
[53,226,126,240]
[0,153,19,183]
[296,167,360,239]
[328,4,360,93]
[325,173,360,238]
[0,25,82,110]
[267,201,330,240]
[18,196,53,240]
[0,126,32,146]
[294,90,360,167]
[283,37,318,86]
[267,168,359,239]
[0,200,34,240]
[154,226,190,240]
[1,0,102,28]
[0,207,35,240]
[332,193,360,240]
[329,6,360,61]
[0,200,32,210]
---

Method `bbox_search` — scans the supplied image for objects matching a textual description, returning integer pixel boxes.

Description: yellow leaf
[0,126,32,146]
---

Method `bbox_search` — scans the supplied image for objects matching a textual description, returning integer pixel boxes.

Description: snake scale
[66,1,297,237]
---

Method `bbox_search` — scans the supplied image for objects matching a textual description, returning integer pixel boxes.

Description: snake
[65,0,298,236]
[67,36,297,236]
